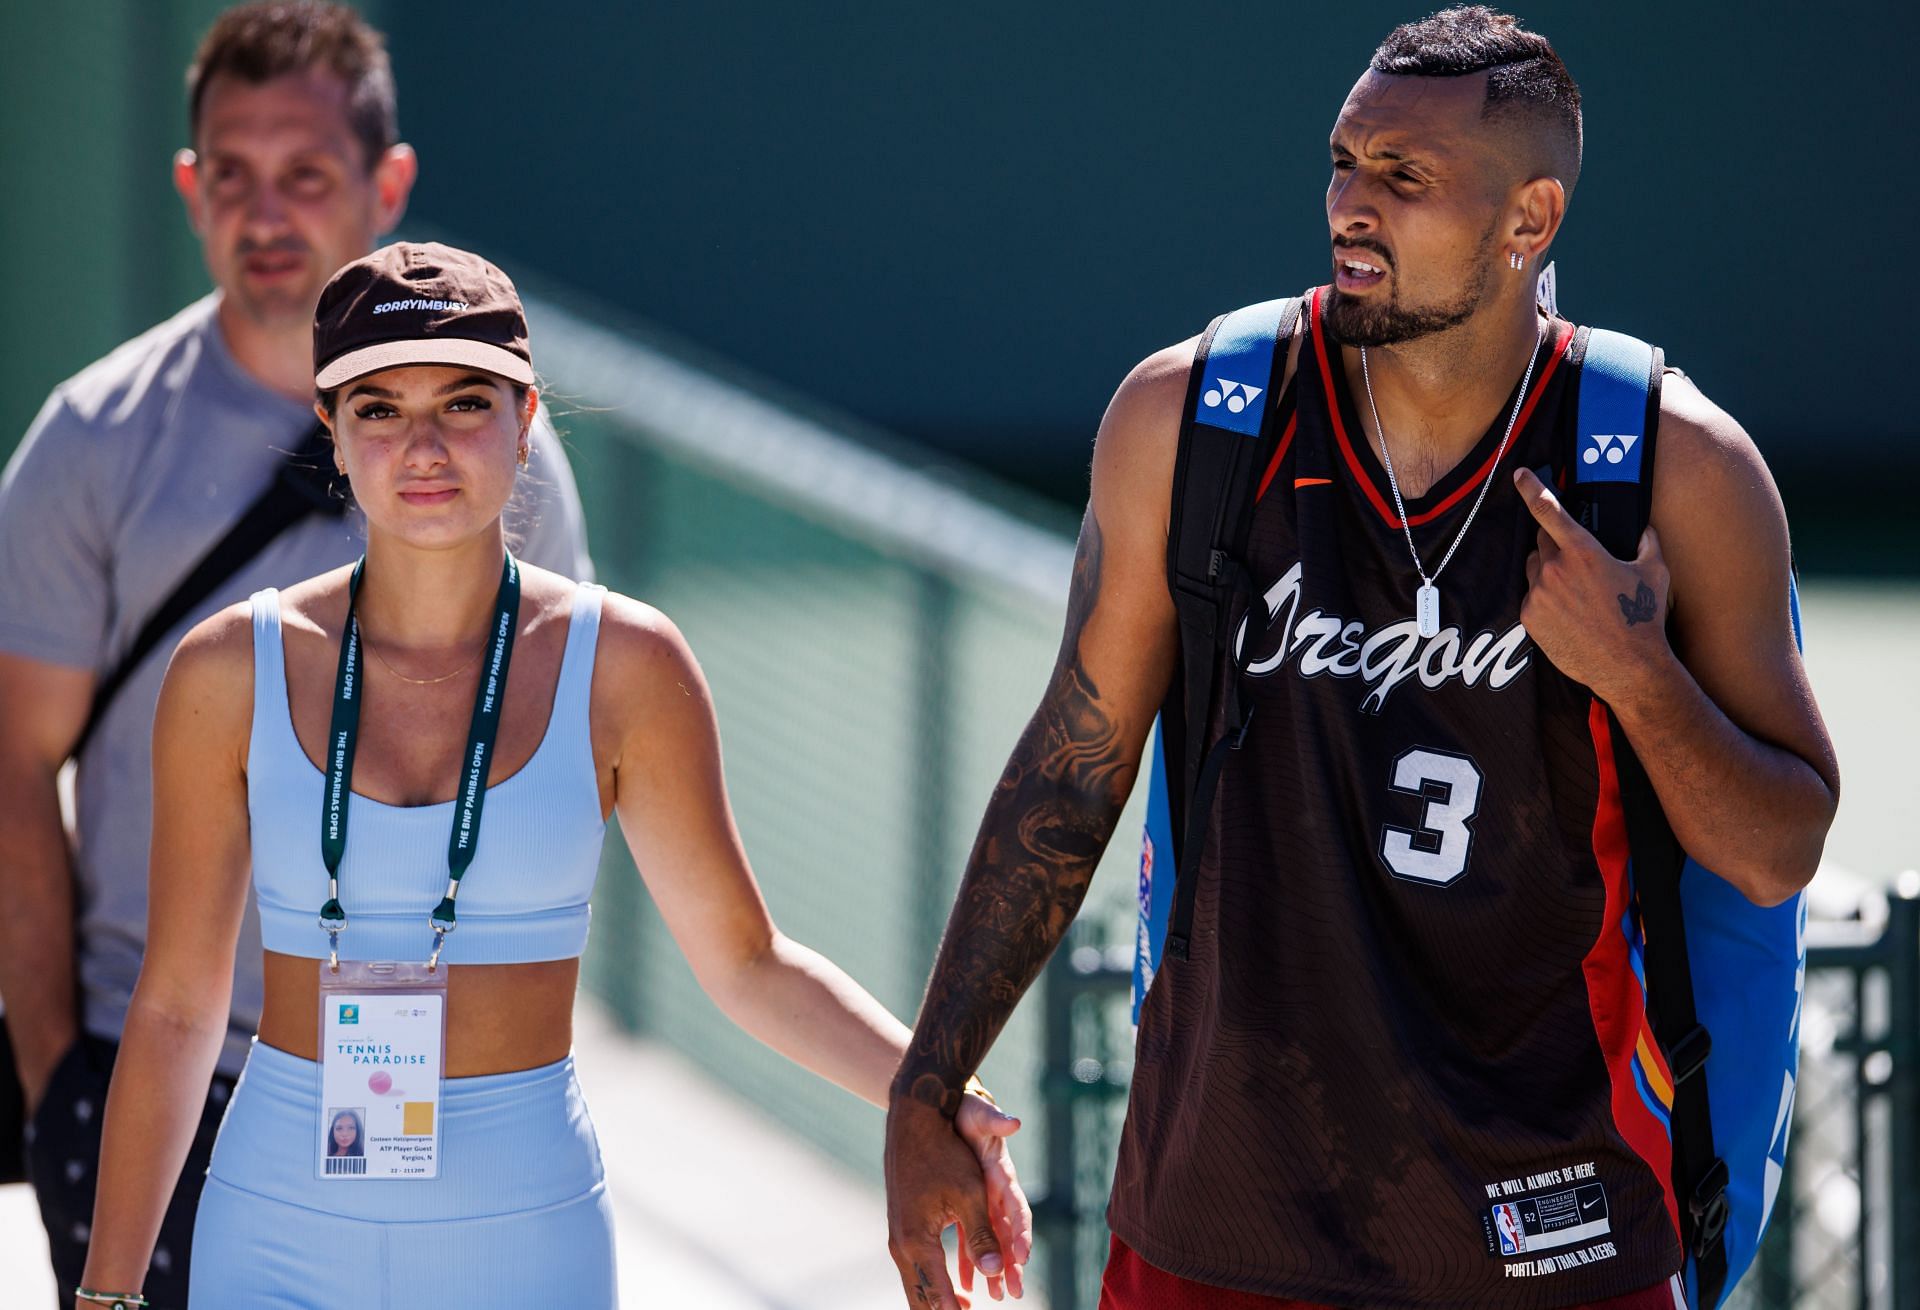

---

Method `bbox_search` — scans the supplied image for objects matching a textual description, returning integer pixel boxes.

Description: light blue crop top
[247,582,609,964]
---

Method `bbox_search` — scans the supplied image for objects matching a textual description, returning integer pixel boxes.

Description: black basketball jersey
[1107,287,1686,1308]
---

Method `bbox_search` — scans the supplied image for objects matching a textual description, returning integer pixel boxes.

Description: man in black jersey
[884,7,1838,1309]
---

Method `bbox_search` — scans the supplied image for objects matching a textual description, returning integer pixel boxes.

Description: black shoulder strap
[72,421,344,759]
[1560,329,1730,1307]
[1161,297,1300,961]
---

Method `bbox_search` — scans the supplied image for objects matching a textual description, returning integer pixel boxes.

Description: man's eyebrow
[1329,139,1410,162]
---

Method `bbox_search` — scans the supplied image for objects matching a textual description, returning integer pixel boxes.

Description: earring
[1508,251,1526,271]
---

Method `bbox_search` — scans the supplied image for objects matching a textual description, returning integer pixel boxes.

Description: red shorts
[1099,1235,1687,1309]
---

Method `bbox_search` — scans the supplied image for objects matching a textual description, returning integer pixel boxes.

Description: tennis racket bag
[1132,299,1805,1308]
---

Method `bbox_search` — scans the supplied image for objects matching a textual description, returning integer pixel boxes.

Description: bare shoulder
[1093,317,1306,533]
[160,600,257,755]
[1652,371,1787,535]
[275,566,356,643]
[591,590,708,714]
[515,560,590,641]
[1650,370,1793,622]
[1090,340,1195,542]
[586,592,720,783]
[1095,339,1189,466]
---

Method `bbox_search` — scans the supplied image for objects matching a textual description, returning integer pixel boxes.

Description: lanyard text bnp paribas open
[312,552,520,1181]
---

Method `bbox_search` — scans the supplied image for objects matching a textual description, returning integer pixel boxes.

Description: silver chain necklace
[1360,320,1544,638]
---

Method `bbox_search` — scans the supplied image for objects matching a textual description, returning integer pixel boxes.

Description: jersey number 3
[1379,747,1484,886]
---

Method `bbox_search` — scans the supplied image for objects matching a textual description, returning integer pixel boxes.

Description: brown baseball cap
[313,241,534,390]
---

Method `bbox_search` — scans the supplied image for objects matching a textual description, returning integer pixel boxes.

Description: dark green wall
[4,2,1912,570]
[384,0,1915,569]
[0,2,256,444]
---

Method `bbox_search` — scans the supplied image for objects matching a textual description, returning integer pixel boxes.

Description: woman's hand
[951,1092,1032,1301]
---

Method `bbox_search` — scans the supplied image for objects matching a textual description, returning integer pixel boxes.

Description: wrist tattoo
[906,1071,964,1119]
[1618,581,1656,626]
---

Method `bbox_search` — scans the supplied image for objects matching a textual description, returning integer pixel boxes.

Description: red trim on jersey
[1583,701,1684,1244]
[1254,412,1300,502]
[1099,1235,1685,1308]
[1305,286,1573,530]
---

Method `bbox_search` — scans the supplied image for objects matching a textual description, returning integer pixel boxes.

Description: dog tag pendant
[1416,584,1441,638]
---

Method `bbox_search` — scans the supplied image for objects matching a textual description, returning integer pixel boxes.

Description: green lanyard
[317,553,522,970]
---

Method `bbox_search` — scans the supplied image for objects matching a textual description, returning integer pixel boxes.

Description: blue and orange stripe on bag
[1585,701,1683,1243]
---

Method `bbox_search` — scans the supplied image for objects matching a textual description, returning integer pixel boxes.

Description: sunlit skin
[1324,69,1566,495]
[324,366,537,556]
[173,69,416,399]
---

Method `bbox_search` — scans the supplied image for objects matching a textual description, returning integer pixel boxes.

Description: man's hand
[952,1090,1031,1300]
[887,1086,1018,1309]
[1514,467,1673,702]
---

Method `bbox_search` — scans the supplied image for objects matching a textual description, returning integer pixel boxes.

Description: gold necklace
[360,633,484,686]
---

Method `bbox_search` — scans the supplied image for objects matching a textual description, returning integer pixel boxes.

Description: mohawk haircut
[187,2,398,169]
[1372,6,1582,195]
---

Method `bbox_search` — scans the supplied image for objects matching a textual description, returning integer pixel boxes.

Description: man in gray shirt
[0,6,590,1303]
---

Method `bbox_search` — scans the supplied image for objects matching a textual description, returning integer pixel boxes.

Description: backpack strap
[1566,329,1732,1307]
[1160,297,1299,961]
[72,420,343,759]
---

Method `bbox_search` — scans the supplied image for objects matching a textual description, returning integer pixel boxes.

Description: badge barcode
[325,1157,366,1175]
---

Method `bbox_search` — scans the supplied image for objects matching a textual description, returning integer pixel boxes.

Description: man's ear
[1506,175,1567,264]
[173,149,205,235]
[370,144,419,236]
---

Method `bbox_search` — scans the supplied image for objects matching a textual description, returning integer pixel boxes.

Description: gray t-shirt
[0,294,593,1074]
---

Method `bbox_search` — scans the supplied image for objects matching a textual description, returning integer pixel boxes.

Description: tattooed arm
[882,344,1193,1308]
[1513,372,1838,906]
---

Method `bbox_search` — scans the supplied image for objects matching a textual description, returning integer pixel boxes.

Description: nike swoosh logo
[1294,477,1333,488]
[1582,1198,1601,1211]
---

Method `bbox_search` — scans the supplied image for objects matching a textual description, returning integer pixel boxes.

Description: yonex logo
[1203,378,1263,415]
[1581,433,1639,466]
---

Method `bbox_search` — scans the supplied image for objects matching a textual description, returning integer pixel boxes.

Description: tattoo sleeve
[894,510,1136,1116]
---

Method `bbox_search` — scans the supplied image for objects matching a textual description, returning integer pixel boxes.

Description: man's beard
[1324,231,1497,347]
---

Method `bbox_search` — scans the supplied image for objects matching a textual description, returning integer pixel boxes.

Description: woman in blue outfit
[76,243,1029,1309]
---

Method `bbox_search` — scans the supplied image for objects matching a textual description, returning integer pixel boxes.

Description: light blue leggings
[189,1040,616,1308]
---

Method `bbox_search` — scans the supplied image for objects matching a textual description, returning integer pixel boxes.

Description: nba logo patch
[1492,1203,1526,1255]
[338,1004,359,1025]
